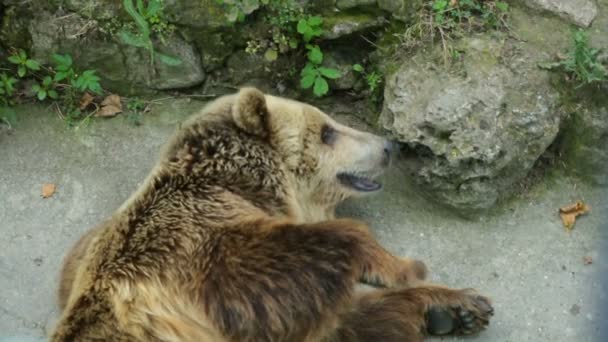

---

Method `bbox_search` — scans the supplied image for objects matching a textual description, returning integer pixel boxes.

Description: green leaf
[91,83,103,94]
[18,49,27,60]
[300,63,316,77]
[313,76,329,97]
[43,76,52,87]
[307,16,322,26]
[7,55,21,64]
[146,0,162,16]
[123,0,150,36]
[297,19,309,34]
[352,63,364,72]
[52,54,73,68]
[433,0,448,10]
[32,84,41,92]
[495,1,509,12]
[157,53,183,66]
[308,46,323,65]
[37,89,47,101]
[17,66,26,77]
[319,67,341,79]
[300,73,316,89]
[48,89,59,99]
[119,30,149,48]
[25,59,41,71]
[54,71,69,82]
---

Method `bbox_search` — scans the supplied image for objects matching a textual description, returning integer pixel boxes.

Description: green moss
[0,6,33,51]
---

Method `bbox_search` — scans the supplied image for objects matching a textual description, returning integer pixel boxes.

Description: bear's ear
[232,87,270,137]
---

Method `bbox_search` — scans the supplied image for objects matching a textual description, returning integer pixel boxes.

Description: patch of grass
[126,97,147,126]
[398,0,509,64]
[353,63,383,106]
[540,29,606,88]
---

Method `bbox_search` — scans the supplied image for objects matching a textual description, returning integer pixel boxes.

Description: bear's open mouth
[337,173,382,192]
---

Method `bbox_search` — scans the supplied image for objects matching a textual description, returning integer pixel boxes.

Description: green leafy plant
[352,63,383,105]
[296,15,323,43]
[32,76,58,101]
[119,0,181,67]
[0,73,18,105]
[296,16,341,97]
[245,1,303,60]
[540,29,607,88]
[126,97,147,126]
[7,49,41,77]
[0,50,105,129]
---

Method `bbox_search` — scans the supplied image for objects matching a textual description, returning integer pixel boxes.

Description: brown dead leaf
[41,183,56,198]
[450,0,458,6]
[79,92,94,110]
[583,256,593,265]
[558,201,591,231]
[96,94,123,117]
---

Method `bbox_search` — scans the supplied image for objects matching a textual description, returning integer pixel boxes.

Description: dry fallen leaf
[450,0,458,6]
[41,183,56,198]
[79,92,94,110]
[96,94,123,117]
[558,201,590,231]
[583,256,593,265]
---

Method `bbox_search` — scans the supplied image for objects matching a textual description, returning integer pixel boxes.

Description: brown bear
[51,87,493,341]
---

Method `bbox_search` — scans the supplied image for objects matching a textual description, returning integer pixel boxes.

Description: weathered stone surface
[323,14,386,39]
[163,0,231,29]
[336,0,376,10]
[380,35,563,211]
[558,86,608,185]
[323,47,368,90]
[63,0,124,20]
[377,0,422,20]
[519,0,598,27]
[148,36,206,90]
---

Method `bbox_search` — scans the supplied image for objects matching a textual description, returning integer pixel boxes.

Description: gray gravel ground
[1,100,605,342]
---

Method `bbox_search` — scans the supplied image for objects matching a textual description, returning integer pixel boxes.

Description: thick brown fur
[51,88,493,341]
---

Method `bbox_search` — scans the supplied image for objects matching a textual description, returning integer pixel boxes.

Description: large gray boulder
[380,35,563,211]
[518,0,598,27]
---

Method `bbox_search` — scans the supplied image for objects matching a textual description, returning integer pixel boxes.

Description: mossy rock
[0,5,33,51]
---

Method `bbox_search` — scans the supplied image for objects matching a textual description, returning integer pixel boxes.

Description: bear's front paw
[425,291,494,336]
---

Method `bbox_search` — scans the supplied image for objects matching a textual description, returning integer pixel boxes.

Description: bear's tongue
[338,173,382,192]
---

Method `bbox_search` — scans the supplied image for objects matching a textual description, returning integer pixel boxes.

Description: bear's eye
[321,125,336,145]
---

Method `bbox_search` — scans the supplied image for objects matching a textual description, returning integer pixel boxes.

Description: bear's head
[232,87,393,213]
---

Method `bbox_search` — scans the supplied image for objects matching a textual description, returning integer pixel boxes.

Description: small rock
[583,256,593,265]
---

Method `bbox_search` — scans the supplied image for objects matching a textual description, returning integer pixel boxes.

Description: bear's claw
[426,293,494,336]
